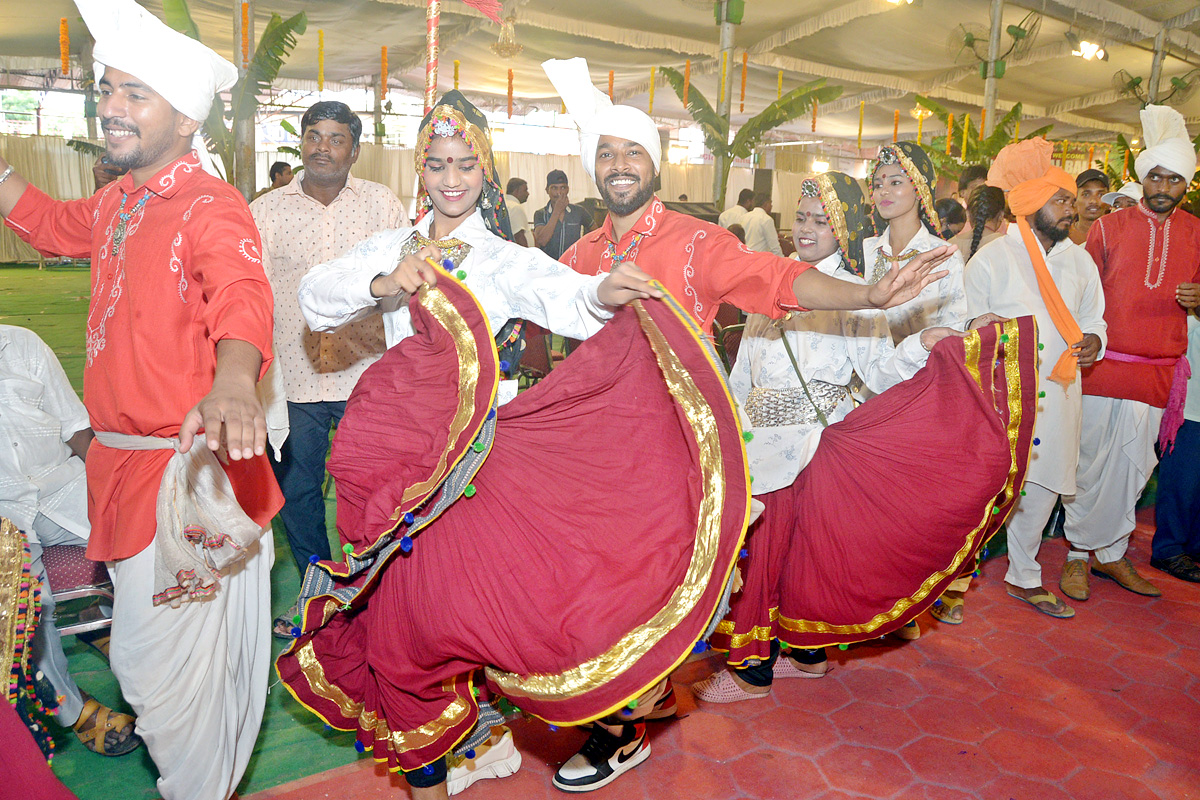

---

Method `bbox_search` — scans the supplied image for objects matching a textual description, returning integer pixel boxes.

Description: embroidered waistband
[745,383,848,428]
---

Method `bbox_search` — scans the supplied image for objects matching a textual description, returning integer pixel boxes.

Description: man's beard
[598,173,655,217]
[1145,191,1183,214]
[103,120,178,171]
[1033,207,1072,243]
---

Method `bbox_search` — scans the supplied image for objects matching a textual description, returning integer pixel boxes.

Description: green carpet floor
[0,264,364,798]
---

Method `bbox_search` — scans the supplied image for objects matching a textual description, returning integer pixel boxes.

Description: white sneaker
[446,726,522,796]
[552,721,649,793]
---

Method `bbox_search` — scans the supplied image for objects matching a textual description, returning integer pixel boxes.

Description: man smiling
[1069,168,1109,245]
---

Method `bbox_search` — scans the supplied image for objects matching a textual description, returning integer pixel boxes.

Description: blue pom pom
[499,360,510,372]
[621,708,633,716]
[423,765,436,775]
[442,258,455,271]
[309,554,319,564]
[465,749,476,759]
[291,626,301,637]
[400,536,413,553]
[354,740,365,753]
[1033,437,1041,446]
[692,640,708,653]
[487,408,495,420]
[934,599,943,607]
[324,724,332,731]
[740,549,749,558]
[548,725,558,732]
[404,512,415,525]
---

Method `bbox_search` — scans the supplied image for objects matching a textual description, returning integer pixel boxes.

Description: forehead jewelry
[446,157,454,163]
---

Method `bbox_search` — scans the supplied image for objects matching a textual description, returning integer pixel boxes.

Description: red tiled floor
[246,514,1198,800]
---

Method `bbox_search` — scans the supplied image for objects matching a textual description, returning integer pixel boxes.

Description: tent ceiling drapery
[3,0,1200,144]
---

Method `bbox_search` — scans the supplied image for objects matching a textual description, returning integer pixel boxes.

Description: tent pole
[425,0,441,113]
[1148,30,1166,104]
[982,0,1004,139]
[233,1,255,200]
[712,0,735,207]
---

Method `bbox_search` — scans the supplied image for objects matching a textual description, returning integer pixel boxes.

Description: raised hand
[867,245,954,309]
[370,244,443,300]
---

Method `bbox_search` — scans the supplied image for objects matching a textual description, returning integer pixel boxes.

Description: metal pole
[982,0,1004,138]
[233,1,255,200]
[712,0,735,206]
[1148,30,1167,104]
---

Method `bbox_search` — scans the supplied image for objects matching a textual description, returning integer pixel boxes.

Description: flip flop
[930,594,965,625]
[1006,588,1075,619]
[73,696,142,756]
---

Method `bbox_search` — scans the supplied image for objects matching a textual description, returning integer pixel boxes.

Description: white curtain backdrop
[0,134,97,262]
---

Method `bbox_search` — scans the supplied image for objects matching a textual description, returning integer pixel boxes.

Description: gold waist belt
[745,382,848,428]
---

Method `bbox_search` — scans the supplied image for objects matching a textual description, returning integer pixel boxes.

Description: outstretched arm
[178,339,266,460]
[791,246,954,311]
[0,153,31,218]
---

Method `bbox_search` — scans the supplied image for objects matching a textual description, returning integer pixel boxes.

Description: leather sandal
[930,594,966,625]
[1006,586,1075,619]
[73,696,142,756]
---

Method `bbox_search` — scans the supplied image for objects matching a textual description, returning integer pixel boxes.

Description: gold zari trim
[486,300,727,700]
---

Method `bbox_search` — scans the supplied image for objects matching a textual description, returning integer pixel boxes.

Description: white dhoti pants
[107,531,273,800]
[1003,482,1061,589]
[1063,395,1161,564]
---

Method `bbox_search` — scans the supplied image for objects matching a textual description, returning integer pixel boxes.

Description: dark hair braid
[967,185,1005,259]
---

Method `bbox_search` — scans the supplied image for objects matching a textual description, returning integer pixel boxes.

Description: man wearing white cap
[1060,104,1200,600]
[1102,180,1143,211]
[0,2,281,798]
[540,56,954,793]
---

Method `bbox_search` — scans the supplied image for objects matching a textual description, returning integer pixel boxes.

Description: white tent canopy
[3,0,1199,143]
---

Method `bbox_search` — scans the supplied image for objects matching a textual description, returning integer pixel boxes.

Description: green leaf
[230,12,308,123]
[66,138,106,157]
[280,119,298,136]
[729,80,842,159]
[161,0,202,41]
[659,66,728,153]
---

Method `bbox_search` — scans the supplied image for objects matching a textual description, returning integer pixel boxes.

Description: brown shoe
[1091,557,1162,597]
[1060,558,1090,601]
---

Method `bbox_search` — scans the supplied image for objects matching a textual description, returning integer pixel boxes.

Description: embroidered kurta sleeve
[3,183,105,259]
[698,229,810,318]
[187,195,276,377]
[298,228,412,332]
[488,239,612,340]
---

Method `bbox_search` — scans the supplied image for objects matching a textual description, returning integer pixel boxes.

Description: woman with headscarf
[695,172,1036,702]
[276,91,753,799]
[865,142,969,347]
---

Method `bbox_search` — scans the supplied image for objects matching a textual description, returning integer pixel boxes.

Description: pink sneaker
[691,670,770,704]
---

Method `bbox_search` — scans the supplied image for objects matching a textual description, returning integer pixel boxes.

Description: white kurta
[298,208,612,404]
[864,225,968,344]
[964,226,1108,494]
[742,207,784,256]
[729,253,929,494]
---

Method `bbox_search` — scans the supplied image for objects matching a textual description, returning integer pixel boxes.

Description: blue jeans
[271,400,345,576]
[1153,419,1200,560]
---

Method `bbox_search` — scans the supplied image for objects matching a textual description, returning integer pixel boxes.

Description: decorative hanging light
[490,16,523,59]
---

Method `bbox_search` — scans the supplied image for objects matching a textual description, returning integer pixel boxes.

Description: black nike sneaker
[552,720,649,793]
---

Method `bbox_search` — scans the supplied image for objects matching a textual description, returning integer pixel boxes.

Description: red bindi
[446,156,454,163]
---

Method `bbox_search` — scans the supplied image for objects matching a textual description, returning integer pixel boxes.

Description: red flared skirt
[711,317,1037,662]
[276,279,749,772]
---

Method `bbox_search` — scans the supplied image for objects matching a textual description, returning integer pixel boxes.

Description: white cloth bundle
[1135,104,1197,182]
[94,432,265,608]
[542,57,662,182]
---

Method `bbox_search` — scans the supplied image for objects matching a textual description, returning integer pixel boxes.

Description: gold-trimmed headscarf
[414,90,512,240]
[799,171,867,278]
[870,142,942,237]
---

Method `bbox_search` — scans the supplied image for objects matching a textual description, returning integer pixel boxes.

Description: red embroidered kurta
[4,151,282,560]
[562,196,809,331]
[1082,202,1200,407]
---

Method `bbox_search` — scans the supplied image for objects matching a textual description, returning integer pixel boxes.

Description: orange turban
[987,137,1076,216]
[987,137,1083,389]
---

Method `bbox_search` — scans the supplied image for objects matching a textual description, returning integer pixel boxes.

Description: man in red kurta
[0,1,281,798]
[540,56,955,793]
[1062,103,1200,602]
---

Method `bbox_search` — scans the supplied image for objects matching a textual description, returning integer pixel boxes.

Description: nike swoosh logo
[616,742,642,765]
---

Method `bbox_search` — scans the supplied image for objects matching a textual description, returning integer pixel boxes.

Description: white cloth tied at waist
[94,431,265,608]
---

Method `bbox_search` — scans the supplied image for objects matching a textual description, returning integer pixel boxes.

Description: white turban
[75,0,237,176]
[542,58,662,183]
[1134,104,1196,183]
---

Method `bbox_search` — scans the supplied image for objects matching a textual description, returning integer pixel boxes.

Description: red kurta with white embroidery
[4,151,282,561]
[1083,202,1200,407]
[561,196,809,331]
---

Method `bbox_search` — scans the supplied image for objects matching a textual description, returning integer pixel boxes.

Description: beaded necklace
[605,232,644,265]
[112,189,151,252]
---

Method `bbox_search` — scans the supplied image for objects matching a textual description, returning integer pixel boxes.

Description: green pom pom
[1020,490,1027,496]
[992,507,1001,515]
[999,334,1010,343]
[464,484,476,497]
[342,543,354,554]
[1038,391,1046,398]
[838,644,849,651]
[742,431,754,442]
[627,699,638,709]
[1038,342,1045,351]
[292,614,301,625]
[473,441,485,452]
[456,269,467,280]
[472,687,480,698]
